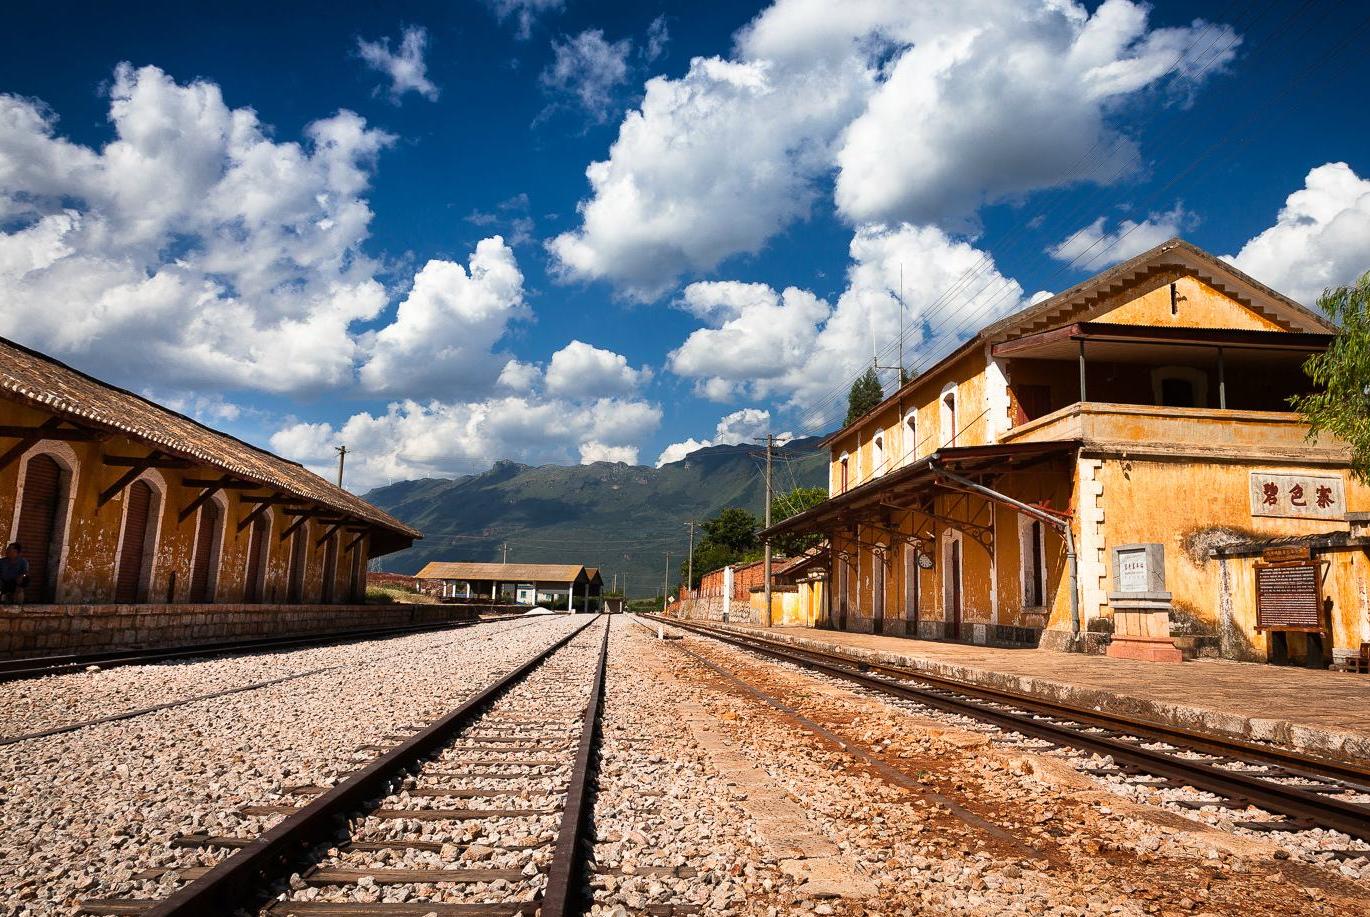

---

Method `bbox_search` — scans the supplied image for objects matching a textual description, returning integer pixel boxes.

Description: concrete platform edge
[699,621,1370,765]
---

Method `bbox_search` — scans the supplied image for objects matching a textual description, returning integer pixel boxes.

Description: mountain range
[362,437,828,596]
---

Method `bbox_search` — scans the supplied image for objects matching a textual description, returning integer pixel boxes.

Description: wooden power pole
[335,445,348,488]
[757,433,775,627]
[661,552,671,614]
[684,521,697,592]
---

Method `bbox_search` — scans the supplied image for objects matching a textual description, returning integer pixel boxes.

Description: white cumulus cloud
[666,223,1027,424]
[358,236,528,398]
[544,339,651,399]
[1227,162,1370,307]
[1049,205,1193,270]
[0,63,396,394]
[551,0,1237,299]
[654,407,789,467]
[357,26,440,102]
[273,394,662,490]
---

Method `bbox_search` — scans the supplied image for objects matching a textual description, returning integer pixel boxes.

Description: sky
[1,0,1368,492]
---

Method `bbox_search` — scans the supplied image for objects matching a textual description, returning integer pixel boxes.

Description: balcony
[1000,401,1347,462]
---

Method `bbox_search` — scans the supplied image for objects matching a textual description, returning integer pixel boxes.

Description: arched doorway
[188,496,225,603]
[114,479,162,603]
[244,512,271,603]
[13,454,65,602]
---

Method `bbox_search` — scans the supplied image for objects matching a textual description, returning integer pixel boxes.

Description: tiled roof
[415,562,588,582]
[0,335,419,540]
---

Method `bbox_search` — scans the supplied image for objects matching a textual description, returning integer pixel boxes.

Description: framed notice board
[1254,560,1326,632]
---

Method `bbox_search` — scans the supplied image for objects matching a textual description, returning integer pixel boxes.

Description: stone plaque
[1118,549,1148,593]
[1110,543,1166,596]
[1250,472,1345,520]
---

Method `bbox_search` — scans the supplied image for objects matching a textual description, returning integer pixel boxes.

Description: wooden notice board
[1254,560,1325,632]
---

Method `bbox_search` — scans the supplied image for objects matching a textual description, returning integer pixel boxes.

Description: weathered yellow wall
[830,348,991,492]
[0,398,367,605]
[1098,275,1286,331]
[1045,456,1370,654]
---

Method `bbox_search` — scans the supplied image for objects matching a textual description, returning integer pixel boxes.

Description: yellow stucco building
[764,239,1367,667]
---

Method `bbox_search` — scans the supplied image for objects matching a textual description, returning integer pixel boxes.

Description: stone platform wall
[0,602,482,659]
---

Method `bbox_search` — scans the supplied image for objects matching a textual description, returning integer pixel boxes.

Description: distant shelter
[415,562,603,611]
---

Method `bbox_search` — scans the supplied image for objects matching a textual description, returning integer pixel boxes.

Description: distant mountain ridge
[363,437,828,596]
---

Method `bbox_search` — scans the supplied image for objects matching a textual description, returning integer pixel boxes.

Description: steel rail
[648,616,1370,843]
[649,616,1370,786]
[542,614,611,916]
[0,616,488,683]
[134,615,602,917]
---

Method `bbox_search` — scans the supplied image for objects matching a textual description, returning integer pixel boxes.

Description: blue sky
[1,0,1368,490]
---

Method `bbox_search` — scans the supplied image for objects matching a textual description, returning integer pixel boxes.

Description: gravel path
[1,615,580,916]
[640,616,1369,916]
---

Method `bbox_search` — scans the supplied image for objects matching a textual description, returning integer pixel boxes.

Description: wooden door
[321,533,338,603]
[949,539,962,639]
[15,455,62,602]
[114,480,154,603]
[1014,385,1053,424]
[245,514,268,603]
[189,501,220,602]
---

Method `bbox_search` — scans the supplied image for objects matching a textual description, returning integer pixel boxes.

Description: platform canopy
[760,441,1079,541]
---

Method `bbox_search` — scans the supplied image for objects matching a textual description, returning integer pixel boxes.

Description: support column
[1078,340,1087,402]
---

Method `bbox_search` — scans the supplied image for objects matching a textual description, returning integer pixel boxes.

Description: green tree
[846,366,885,426]
[681,507,762,587]
[1292,271,1370,481]
[701,507,761,553]
[770,486,828,556]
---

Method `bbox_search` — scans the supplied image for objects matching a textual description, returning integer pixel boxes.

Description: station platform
[695,621,1370,764]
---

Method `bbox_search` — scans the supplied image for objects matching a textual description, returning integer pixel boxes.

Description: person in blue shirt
[0,542,29,605]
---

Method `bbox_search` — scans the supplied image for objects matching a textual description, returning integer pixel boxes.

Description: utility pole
[501,542,508,564]
[661,552,671,614]
[684,521,697,593]
[755,433,775,628]
[335,445,348,488]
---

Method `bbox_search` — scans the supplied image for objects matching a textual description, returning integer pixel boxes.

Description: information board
[1254,561,1323,631]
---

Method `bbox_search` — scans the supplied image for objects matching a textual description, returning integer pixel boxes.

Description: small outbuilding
[415,562,602,612]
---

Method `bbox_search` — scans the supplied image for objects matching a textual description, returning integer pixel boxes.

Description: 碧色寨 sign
[1249,472,1345,520]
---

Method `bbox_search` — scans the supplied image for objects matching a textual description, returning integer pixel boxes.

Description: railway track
[645,615,1370,849]
[0,616,487,683]
[79,615,609,917]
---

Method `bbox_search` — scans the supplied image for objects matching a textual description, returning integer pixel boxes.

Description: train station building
[761,239,1368,668]
[0,335,423,656]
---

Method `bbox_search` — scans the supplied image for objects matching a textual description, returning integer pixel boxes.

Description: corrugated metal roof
[415,562,588,582]
[0,335,419,540]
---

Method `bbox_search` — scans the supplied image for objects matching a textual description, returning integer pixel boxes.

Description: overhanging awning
[761,440,1080,540]
[991,322,1332,361]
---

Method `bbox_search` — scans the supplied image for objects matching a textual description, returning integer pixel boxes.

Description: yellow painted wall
[0,398,367,605]
[1097,275,1286,331]
[1062,456,1370,654]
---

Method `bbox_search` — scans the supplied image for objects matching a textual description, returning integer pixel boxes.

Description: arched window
[903,410,918,464]
[9,441,79,603]
[871,430,886,478]
[939,383,959,447]
[189,491,228,603]
[114,469,166,603]
[838,452,850,493]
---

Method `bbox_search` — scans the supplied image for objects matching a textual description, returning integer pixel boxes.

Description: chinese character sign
[1249,472,1345,519]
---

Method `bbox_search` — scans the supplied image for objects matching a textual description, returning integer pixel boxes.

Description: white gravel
[0,615,584,916]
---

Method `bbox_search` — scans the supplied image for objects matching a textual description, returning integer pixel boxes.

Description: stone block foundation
[0,602,480,659]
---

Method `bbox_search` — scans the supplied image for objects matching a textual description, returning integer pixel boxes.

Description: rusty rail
[648,615,1370,843]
